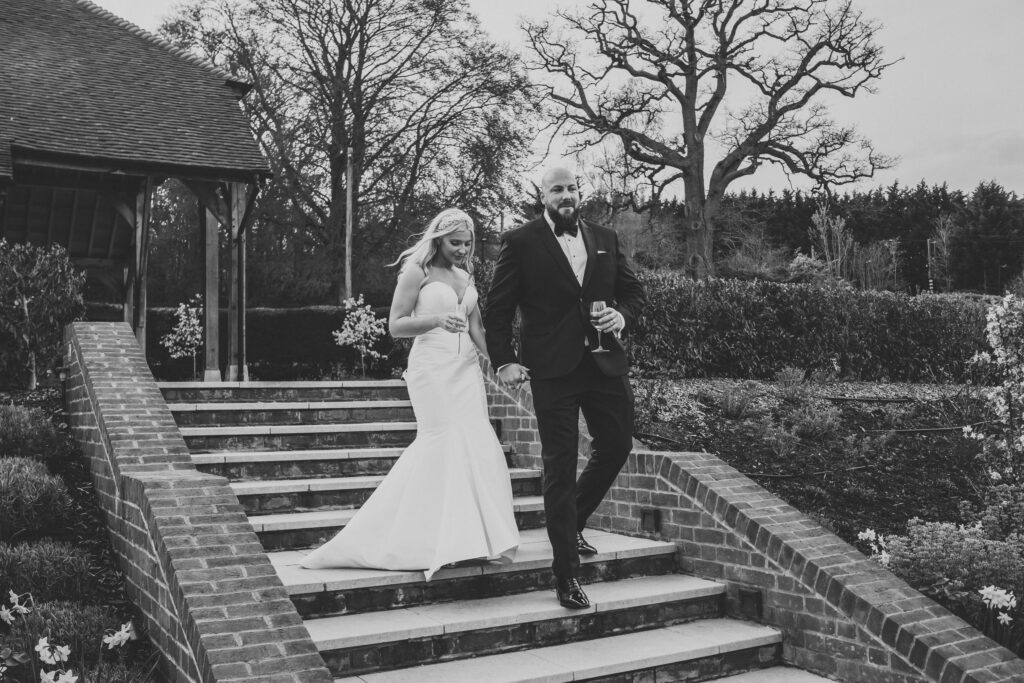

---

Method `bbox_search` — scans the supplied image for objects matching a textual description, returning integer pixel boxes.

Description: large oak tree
[525,0,897,276]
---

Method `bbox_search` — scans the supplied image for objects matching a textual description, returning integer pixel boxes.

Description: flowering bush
[332,295,386,376]
[963,294,1024,482]
[159,295,203,380]
[859,514,1024,656]
[0,590,153,682]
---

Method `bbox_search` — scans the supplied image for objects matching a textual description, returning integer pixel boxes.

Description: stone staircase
[160,380,830,682]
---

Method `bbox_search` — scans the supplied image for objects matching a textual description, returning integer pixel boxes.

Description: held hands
[436,312,467,334]
[498,363,530,388]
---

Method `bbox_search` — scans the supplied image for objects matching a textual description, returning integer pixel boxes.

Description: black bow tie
[554,222,578,238]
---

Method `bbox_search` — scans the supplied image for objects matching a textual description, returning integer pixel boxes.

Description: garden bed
[0,387,159,682]
[633,376,989,542]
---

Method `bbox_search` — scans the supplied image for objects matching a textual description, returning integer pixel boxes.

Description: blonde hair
[392,208,476,276]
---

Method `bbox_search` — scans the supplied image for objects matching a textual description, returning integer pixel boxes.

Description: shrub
[0,540,95,603]
[0,458,70,543]
[629,271,987,381]
[0,241,85,389]
[719,383,758,420]
[1,601,123,670]
[0,404,65,465]
[789,403,841,441]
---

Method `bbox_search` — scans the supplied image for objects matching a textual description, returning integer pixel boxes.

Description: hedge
[88,270,989,382]
[629,271,988,381]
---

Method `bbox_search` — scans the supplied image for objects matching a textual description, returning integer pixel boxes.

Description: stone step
[308,574,727,676]
[271,528,679,618]
[323,615,780,680]
[159,380,410,403]
[191,445,514,480]
[234,469,542,515]
[252,497,547,551]
[169,400,416,426]
[180,422,419,453]
[711,669,835,682]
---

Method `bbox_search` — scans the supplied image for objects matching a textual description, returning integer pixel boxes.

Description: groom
[485,165,645,609]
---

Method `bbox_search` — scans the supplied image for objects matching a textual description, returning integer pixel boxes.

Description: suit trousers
[530,351,634,579]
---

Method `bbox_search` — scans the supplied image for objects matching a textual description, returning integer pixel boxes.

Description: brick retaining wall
[480,360,1024,683]
[64,322,332,683]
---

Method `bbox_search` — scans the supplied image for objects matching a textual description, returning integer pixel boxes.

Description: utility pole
[345,146,354,300]
[926,238,934,293]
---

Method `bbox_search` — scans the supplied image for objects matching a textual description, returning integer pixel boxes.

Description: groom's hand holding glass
[589,302,624,339]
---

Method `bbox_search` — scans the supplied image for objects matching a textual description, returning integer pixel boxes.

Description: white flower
[34,637,70,666]
[103,622,136,649]
[0,604,13,624]
[878,550,891,567]
[857,529,877,543]
[998,612,1014,626]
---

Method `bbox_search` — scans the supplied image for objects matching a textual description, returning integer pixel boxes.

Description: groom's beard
[547,206,578,232]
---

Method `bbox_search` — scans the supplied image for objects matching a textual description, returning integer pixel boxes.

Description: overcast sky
[92,0,1024,196]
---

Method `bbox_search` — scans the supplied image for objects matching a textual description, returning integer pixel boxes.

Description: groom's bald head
[541,165,581,225]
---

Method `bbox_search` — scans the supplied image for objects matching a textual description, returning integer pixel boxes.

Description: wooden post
[134,178,154,350]
[201,206,222,381]
[238,191,248,382]
[225,183,247,381]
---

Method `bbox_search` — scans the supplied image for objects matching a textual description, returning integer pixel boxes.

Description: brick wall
[64,322,332,683]
[478,360,1024,683]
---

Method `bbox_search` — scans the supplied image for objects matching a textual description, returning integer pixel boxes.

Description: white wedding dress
[301,281,519,579]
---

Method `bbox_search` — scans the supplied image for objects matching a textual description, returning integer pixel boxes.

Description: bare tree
[164,0,536,301]
[525,0,897,276]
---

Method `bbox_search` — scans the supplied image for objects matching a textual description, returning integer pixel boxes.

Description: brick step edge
[331,619,781,683]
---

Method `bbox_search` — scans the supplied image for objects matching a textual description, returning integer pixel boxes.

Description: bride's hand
[436,313,467,333]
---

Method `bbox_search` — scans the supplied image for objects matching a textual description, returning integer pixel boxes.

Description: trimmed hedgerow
[0,457,70,543]
[0,404,67,465]
[629,272,988,381]
[0,540,96,603]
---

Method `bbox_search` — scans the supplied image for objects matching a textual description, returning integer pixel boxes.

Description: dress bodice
[415,280,478,318]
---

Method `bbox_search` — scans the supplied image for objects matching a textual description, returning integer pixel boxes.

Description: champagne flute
[589,300,609,353]
[454,302,467,354]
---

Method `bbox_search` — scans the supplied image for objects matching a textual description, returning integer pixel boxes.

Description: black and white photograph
[2,0,1023,681]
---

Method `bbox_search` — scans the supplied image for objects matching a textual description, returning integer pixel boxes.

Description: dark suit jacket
[484,217,645,379]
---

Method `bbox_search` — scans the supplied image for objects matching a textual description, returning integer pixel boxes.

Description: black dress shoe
[576,531,598,556]
[555,577,590,609]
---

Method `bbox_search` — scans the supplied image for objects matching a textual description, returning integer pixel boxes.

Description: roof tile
[0,0,270,177]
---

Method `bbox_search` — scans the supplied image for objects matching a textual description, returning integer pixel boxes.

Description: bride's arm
[389,268,443,338]
[467,303,488,358]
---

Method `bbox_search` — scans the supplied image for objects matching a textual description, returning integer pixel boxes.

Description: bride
[301,208,519,579]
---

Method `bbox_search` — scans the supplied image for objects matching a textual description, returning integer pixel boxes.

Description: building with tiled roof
[0,0,270,380]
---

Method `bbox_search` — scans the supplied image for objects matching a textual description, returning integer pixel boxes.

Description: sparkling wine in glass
[589,300,609,353]
[454,302,467,353]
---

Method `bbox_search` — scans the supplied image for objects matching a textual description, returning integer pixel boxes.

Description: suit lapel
[580,220,598,292]
[535,219,580,288]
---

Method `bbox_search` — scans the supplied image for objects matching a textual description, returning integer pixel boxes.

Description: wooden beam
[225,182,248,381]
[86,192,101,258]
[45,187,57,247]
[201,206,221,382]
[183,179,230,228]
[133,177,154,350]
[66,189,80,252]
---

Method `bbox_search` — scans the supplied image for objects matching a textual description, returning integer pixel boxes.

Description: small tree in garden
[160,294,203,380]
[332,295,386,377]
[0,241,85,390]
